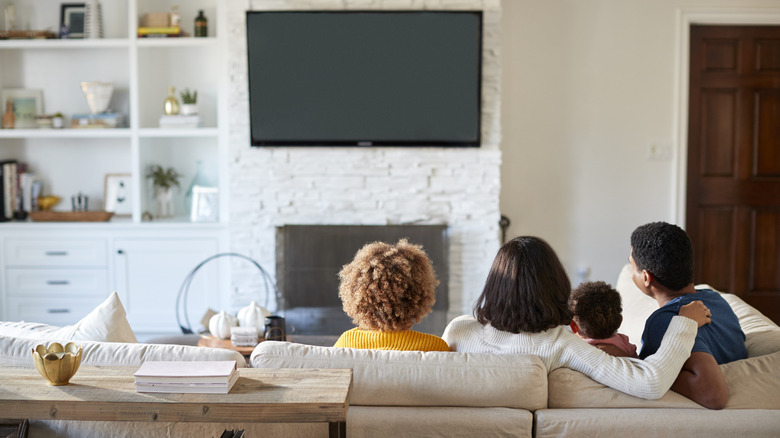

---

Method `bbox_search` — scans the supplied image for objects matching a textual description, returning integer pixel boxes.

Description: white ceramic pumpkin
[237,300,271,331]
[208,310,238,339]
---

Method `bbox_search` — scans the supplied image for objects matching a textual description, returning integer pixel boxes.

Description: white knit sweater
[442,315,697,400]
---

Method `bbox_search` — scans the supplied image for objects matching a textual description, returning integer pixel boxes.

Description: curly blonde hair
[338,239,439,332]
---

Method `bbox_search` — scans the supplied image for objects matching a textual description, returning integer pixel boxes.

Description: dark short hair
[630,221,693,291]
[474,236,572,334]
[570,281,622,340]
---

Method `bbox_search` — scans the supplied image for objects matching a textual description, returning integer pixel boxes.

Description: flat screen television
[245,10,482,147]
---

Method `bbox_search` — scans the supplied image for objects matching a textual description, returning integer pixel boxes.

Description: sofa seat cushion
[535,408,780,438]
[348,406,532,438]
[0,292,137,343]
[0,334,247,368]
[548,351,780,409]
[251,342,548,410]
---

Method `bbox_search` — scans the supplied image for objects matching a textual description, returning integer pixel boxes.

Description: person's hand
[678,300,712,327]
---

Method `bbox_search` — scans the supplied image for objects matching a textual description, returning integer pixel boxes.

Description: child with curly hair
[333,239,450,351]
[569,281,638,358]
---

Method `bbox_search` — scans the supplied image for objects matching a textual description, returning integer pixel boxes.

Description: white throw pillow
[0,292,137,344]
[51,292,137,343]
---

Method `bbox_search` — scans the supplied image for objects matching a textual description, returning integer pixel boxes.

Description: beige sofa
[1,268,779,437]
[249,265,780,437]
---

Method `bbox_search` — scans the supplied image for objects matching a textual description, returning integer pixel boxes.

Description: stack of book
[230,327,259,347]
[134,360,239,394]
[71,113,123,129]
[159,114,202,129]
[138,26,182,38]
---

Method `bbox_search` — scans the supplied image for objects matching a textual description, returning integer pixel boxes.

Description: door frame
[673,8,780,226]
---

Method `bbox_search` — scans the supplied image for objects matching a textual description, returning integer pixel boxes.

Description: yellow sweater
[333,328,450,351]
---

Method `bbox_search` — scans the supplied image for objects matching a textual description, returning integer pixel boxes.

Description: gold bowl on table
[31,342,83,386]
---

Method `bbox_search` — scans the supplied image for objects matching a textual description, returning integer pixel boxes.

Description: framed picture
[190,186,219,222]
[104,173,132,217]
[1,89,43,129]
[60,3,85,38]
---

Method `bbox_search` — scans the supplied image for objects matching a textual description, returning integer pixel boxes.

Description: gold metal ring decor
[31,342,83,386]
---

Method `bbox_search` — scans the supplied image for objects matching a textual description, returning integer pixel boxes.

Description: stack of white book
[159,114,202,129]
[134,360,238,394]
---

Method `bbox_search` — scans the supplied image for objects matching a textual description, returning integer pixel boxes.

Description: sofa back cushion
[251,342,547,410]
[548,350,780,409]
[0,334,247,368]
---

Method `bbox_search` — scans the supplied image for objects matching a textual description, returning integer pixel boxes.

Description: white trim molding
[673,8,780,228]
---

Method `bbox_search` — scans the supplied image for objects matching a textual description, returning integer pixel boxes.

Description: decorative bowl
[80,81,114,114]
[31,342,83,386]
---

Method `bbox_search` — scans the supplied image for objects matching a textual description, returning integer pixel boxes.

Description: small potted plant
[179,88,198,115]
[145,164,180,218]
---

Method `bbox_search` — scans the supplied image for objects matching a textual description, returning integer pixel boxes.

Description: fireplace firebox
[276,225,449,336]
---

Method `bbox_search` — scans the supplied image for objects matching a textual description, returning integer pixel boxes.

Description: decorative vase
[237,301,271,331]
[154,186,174,218]
[180,103,198,115]
[80,81,113,114]
[163,86,180,115]
[84,0,103,39]
[2,99,14,129]
[209,311,238,340]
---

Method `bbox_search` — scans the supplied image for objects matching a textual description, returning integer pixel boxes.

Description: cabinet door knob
[46,280,70,285]
[46,309,70,314]
[45,251,68,256]
[117,249,125,255]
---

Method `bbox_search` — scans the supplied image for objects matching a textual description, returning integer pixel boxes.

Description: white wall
[500,0,780,287]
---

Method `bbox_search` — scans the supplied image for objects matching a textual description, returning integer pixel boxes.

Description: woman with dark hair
[442,236,711,400]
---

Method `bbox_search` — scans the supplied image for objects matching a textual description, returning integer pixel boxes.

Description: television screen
[246,11,482,147]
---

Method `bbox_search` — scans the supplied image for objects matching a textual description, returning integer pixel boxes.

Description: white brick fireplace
[226,0,503,324]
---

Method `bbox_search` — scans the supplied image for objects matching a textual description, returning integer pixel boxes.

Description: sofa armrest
[0,334,247,368]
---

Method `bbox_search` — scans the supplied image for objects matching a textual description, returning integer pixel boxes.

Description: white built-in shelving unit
[0,0,227,224]
[0,0,229,338]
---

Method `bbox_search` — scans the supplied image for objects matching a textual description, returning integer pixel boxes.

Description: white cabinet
[0,226,228,336]
[113,238,220,336]
[0,0,226,224]
[3,238,110,325]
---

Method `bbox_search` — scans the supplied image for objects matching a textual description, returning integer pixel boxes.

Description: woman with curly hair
[333,239,449,351]
[442,236,712,400]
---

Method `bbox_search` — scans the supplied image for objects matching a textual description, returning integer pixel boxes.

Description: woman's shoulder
[445,315,480,330]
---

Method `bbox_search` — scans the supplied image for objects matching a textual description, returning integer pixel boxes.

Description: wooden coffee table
[0,366,352,438]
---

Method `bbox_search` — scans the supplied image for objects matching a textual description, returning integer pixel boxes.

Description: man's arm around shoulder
[671,351,729,410]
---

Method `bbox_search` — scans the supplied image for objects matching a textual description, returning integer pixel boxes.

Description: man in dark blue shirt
[629,222,746,409]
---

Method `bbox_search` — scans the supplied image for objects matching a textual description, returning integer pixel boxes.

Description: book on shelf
[138,26,182,37]
[71,113,124,129]
[20,171,42,214]
[134,360,238,394]
[159,114,202,129]
[0,160,18,221]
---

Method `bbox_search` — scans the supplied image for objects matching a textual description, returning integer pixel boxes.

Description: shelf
[0,39,131,50]
[139,127,219,138]
[135,37,218,48]
[0,129,132,138]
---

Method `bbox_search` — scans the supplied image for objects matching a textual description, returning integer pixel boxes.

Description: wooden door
[687,25,780,324]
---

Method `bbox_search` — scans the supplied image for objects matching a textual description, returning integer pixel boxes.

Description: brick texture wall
[227,0,502,320]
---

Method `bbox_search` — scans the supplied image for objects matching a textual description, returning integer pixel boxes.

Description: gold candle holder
[31,342,83,386]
